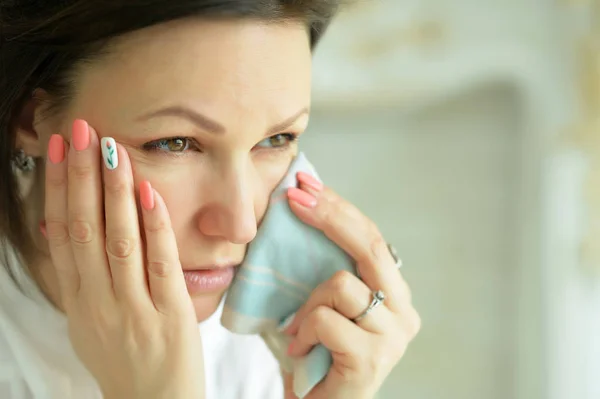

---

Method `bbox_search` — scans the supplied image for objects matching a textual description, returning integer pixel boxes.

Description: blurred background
[300,1,599,399]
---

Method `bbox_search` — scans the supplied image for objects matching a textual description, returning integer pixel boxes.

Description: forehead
[72,18,312,125]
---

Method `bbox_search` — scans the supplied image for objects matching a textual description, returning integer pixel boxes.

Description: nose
[197,163,258,245]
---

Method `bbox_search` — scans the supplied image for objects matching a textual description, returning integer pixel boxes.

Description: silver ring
[353,290,385,322]
[387,243,402,268]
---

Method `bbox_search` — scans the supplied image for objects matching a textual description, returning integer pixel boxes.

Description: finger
[101,138,149,305]
[287,305,367,357]
[67,120,113,299]
[400,302,422,341]
[282,369,299,399]
[288,174,405,311]
[284,270,390,336]
[139,180,189,314]
[44,134,79,303]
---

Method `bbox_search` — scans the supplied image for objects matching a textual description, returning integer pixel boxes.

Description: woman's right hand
[44,119,204,399]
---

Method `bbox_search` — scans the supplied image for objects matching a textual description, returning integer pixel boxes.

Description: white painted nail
[277,312,296,332]
[101,137,118,170]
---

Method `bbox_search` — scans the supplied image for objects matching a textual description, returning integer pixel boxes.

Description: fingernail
[39,221,47,239]
[140,181,155,210]
[278,312,296,334]
[287,188,317,208]
[48,134,65,164]
[297,172,323,192]
[101,137,118,170]
[287,341,295,356]
[72,119,90,151]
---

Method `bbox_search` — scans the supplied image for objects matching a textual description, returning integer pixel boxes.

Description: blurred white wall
[304,1,599,398]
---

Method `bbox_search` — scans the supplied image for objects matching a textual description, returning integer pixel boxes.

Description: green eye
[143,137,191,153]
[164,138,188,152]
[256,133,298,149]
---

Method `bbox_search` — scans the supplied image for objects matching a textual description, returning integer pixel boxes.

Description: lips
[182,261,240,272]
[181,262,240,294]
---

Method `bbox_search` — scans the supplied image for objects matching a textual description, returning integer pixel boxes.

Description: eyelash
[142,133,299,156]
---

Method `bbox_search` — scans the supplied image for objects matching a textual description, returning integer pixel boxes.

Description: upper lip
[182,261,240,271]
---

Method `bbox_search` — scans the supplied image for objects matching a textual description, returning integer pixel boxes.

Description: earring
[11,149,36,172]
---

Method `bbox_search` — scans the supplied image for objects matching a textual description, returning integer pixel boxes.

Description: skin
[14,17,420,399]
[19,18,312,320]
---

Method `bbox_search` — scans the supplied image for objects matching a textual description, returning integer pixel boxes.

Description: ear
[14,89,51,158]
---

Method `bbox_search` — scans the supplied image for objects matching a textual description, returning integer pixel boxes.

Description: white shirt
[0,244,283,399]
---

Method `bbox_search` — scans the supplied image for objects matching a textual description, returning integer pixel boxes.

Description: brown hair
[0,0,339,286]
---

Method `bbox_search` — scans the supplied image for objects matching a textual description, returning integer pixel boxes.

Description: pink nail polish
[287,188,317,208]
[39,221,47,239]
[48,135,65,164]
[297,172,323,192]
[72,119,90,151]
[287,341,295,356]
[140,181,155,210]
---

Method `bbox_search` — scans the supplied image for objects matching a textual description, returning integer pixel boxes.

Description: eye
[255,133,298,149]
[142,137,194,153]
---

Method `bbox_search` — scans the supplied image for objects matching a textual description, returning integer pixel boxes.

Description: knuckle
[68,164,94,180]
[145,217,171,234]
[104,181,130,197]
[355,229,386,265]
[390,336,408,360]
[69,218,94,244]
[408,308,422,338]
[365,352,383,374]
[46,174,66,189]
[147,259,172,278]
[45,219,70,246]
[330,270,355,294]
[106,236,137,259]
[374,341,399,368]
[309,306,330,328]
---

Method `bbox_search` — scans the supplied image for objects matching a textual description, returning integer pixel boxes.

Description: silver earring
[12,149,36,172]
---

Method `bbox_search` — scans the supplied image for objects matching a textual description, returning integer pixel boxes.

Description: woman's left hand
[282,172,421,399]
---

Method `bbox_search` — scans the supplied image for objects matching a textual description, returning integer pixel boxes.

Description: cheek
[130,151,296,231]
[253,153,295,223]
[132,164,198,233]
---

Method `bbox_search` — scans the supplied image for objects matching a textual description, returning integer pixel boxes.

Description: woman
[0,1,421,398]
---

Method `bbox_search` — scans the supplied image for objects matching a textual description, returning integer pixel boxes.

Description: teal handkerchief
[221,152,356,398]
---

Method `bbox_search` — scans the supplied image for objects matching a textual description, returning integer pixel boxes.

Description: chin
[191,290,228,323]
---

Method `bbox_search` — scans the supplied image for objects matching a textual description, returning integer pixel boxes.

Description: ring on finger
[353,289,385,322]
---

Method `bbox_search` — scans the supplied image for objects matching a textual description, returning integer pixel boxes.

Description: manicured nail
[39,221,47,239]
[287,341,296,356]
[48,134,65,164]
[101,137,118,170]
[287,188,317,208]
[72,119,90,151]
[297,172,323,192]
[278,312,296,334]
[140,181,155,211]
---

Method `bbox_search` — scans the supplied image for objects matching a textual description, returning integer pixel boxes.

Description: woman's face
[33,18,312,321]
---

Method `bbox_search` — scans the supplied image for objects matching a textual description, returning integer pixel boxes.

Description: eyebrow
[137,105,309,136]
